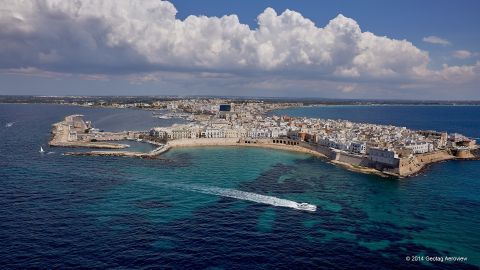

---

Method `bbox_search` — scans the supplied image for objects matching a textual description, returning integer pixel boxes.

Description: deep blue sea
[1,104,479,269]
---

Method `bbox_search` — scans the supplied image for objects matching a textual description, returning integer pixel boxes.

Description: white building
[224,128,239,138]
[150,127,168,139]
[171,128,194,139]
[404,142,432,154]
[204,128,225,138]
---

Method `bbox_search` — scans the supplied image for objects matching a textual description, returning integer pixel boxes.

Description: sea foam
[172,183,315,212]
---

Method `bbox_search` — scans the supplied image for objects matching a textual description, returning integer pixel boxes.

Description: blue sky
[173,0,480,66]
[0,0,479,99]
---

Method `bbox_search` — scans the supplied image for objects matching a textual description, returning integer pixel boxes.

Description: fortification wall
[336,153,369,166]
[398,150,454,176]
[454,149,474,159]
[299,142,337,159]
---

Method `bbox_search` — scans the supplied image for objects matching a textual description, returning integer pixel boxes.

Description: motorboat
[154,115,170,119]
[296,202,317,212]
[5,122,14,127]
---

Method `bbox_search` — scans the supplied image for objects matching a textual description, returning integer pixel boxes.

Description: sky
[0,0,479,99]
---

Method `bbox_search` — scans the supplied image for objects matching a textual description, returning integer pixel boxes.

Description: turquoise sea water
[0,104,479,269]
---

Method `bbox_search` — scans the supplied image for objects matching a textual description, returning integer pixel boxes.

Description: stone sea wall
[335,153,369,167]
[396,150,454,176]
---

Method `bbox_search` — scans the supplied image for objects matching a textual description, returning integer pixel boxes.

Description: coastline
[58,137,477,179]
[170,141,393,178]
[67,138,396,178]
[48,112,478,179]
[168,138,328,158]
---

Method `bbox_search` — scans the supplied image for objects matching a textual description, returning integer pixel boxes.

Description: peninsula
[49,99,479,178]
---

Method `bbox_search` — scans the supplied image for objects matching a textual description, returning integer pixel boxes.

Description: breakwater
[65,143,170,158]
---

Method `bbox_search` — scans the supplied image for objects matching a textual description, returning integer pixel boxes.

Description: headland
[48,98,479,178]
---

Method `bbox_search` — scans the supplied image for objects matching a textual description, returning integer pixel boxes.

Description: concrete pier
[65,144,170,158]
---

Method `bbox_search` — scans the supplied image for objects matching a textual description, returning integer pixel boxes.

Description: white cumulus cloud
[0,0,478,97]
[422,36,451,46]
[452,50,473,59]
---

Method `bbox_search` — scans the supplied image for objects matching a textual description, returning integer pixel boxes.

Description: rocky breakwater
[65,144,170,159]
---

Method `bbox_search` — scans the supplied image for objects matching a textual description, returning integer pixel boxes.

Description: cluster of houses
[147,103,478,169]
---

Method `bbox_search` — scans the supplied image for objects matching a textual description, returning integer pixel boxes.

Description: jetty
[64,144,171,158]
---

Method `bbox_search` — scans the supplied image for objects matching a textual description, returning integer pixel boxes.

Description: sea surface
[0,104,479,269]
[270,105,480,138]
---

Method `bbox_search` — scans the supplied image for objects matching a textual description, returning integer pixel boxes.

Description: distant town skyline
[0,0,479,99]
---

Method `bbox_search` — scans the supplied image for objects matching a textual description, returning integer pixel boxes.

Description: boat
[5,122,14,127]
[154,115,170,119]
[136,139,142,142]
[296,202,317,212]
[40,146,45,153]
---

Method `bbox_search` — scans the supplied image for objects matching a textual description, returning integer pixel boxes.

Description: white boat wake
[172,184,316,212]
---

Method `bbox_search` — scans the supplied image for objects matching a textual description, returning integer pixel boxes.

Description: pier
[64,144,170,158]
